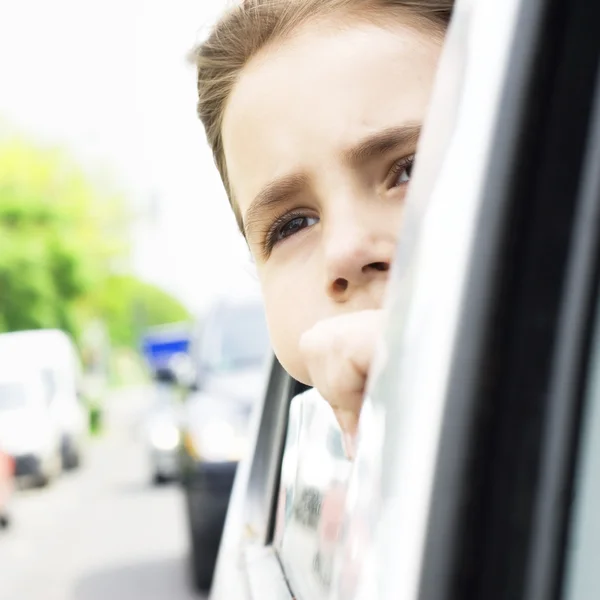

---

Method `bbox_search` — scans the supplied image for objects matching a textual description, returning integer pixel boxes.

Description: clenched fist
[300,309,384,458]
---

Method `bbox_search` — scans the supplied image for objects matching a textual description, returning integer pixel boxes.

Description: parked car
[0,330,87,470]
[144,371,183,485]
[0,366,63,487]
[0,449,14,528]
[178,294,271,592]
[209,0,600,599]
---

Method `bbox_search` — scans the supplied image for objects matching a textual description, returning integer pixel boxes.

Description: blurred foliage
[85,274,191,349]
[0,133,190,351]
[0,136,128,336]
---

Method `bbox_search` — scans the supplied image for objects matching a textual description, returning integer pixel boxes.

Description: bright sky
[0,0,258,314]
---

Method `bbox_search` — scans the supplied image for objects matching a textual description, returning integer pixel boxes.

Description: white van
[0,365,63,486]
[0,330,87,470]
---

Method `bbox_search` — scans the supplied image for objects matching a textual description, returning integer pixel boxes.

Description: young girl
[190,0,453,447]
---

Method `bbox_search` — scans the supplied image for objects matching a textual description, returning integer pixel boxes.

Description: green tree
[0,133,190,353]
[90,274,192,348]
[0,136,129,337]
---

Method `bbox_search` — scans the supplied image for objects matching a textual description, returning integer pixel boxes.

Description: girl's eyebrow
[344,123,421,165]
[244,172,310,237]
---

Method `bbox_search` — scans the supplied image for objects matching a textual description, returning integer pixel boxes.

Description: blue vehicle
[141,322,193,484]
[141,322,193,377]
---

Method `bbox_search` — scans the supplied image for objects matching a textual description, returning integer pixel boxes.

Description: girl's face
[222,17,443,384]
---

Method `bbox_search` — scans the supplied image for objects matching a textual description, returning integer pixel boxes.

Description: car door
[209,0,600,597]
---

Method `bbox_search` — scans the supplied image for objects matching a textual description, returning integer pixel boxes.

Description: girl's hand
[300,309,384,458]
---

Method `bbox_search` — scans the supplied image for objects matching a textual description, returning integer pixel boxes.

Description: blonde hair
[190,0,454,230]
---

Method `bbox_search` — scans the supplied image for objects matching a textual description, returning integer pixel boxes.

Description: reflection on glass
[274,388,352,600]
[563,293,600,600]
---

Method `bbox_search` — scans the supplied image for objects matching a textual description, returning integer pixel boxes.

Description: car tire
[35,467,55,488]
[37,449,62,487]
[67,447,82,471]
[153,472,168,486]
[34,472,50,488]
[61,435,83,471]
[62,449,81,471]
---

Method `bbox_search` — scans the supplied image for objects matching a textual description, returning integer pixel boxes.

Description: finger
[299,310,384,444]
[300,310,383,398]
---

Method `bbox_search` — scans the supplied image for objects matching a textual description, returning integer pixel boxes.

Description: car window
[562,291,600,600]
[41,368,58,401]
[0,382,27,410]
[0,376,47,409]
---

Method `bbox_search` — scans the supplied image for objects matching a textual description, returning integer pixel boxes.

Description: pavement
[0,385,206,600]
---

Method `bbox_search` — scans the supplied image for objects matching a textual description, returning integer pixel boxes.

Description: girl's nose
[324,218,394,302]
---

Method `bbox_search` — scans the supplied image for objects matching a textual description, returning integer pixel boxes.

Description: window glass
[41,368,58,402]
[563,290,600,600]
[274,388,352,600]
[0,377,45,410]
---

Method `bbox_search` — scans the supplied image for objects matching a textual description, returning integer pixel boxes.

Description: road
[0,385,205,600]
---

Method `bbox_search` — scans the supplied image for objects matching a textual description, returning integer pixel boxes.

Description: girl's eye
[389,155,415,188]
[264,213,319,254]
[277,215,318,241]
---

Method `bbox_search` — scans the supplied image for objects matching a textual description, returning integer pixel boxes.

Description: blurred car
[0,366,63,487]
[141,322,193,375]
[144,368,184,485]
[0,449,14,528]
[178,294,271,593]
[0,330,87,470]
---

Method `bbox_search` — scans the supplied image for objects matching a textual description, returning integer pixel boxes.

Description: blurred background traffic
[0,1,268,598]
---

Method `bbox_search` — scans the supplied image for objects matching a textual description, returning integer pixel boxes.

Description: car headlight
[185,418,247,462]
[149,424,180,451]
